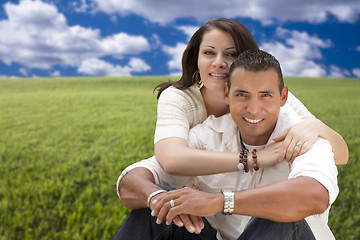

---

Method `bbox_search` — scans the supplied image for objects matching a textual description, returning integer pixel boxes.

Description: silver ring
[295,142,302,148]
[170,199,175,207]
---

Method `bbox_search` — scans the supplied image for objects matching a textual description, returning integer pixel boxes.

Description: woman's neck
[201,88,229,117]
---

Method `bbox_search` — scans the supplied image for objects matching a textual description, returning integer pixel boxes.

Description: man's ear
[280,85,288,107]
[224,83,230,105]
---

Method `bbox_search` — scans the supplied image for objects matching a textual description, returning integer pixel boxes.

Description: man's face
[225,67,288,145]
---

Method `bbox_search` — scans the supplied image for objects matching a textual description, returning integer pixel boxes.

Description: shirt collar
[204,104,302,151]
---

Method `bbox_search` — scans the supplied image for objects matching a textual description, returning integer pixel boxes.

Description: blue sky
[0,0,359,78]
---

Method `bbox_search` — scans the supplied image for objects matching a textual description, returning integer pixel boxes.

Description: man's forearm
[233,177,329,222]
[119,168,162,209]
[152,177,330,226]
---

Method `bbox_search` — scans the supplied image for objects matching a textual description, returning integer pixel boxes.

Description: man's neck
[239,125,276,146]
[241,135,269,146]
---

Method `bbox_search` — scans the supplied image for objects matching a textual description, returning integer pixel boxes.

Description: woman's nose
[212,55,228,68]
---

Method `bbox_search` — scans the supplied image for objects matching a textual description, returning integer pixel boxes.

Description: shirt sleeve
[116,156,194,199]
[116,156,164,199]
[188,123,208,150]
[154,86,206,144]
[289,138,339,205]
[286,91,315,120]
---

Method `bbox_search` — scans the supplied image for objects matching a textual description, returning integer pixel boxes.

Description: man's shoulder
[308,137,332,153]
[275,104,302,131]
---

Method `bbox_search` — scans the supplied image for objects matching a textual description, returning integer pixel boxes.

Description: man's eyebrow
[233,89,248,94]
[259,90,274,94]
[232,89,274,94]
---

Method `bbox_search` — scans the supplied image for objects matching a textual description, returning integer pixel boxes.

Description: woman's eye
[227,52,237,58]
[204,51,214,55]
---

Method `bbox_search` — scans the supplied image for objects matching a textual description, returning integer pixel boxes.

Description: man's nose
[247,98,261,114]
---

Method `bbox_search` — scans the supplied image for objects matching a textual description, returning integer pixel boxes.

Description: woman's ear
[280,85,288,107]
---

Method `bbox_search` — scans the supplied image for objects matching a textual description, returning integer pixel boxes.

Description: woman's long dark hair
[153,18,259,99]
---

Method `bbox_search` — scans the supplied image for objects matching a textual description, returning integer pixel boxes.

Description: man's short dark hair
[227,49,284,92]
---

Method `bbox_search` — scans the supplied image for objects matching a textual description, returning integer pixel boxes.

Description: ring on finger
[295,142,302,148]
[170,199,175,207]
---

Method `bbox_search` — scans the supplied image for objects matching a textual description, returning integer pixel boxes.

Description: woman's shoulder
[160,85,200,97]
[159,85,204,106]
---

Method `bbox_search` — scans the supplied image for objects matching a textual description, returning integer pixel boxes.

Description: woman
[114,18,348,239]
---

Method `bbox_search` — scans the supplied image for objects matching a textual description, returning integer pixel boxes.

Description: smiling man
[115,50,339,240]
[226,62,286,146]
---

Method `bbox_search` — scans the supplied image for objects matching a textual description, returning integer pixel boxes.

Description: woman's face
[198,28,236,96]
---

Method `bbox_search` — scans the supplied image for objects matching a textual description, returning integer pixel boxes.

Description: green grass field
[1,76,359,239]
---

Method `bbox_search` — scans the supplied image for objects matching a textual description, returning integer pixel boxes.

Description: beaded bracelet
[252,149,259,171]
[238,149,249,173]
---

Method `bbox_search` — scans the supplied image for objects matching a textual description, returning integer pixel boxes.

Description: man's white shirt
[118,104,338,240]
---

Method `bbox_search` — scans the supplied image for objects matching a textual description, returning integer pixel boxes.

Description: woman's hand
[256,141,287,167]
[273,118,319,163]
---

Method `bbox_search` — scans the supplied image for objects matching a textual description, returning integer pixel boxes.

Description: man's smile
[244,117,263,124]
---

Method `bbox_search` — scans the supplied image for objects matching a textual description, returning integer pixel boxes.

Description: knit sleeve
[286,91,315,120]
[154,86,207,144]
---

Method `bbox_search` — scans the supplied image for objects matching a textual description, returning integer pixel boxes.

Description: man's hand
[151,187,222,228]
[149,190,205,234]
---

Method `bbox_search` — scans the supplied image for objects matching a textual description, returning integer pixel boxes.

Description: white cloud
[0,0,151,76]
[159,25,199,74]
[352,68,360,78]
[127,57,151,72]
[0,74,18,78]
[88,0,360,24]
[328,65,351,78]
[261,28,338,77]
[77,57,150,76]
[162,42,187,73]
[50,70,61,77]
[73,0,91,13]
[356,46,360,51]
[19,68,28,76]
[101,33,149,58]
[150,34,161,49]
[177,25,200,40]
